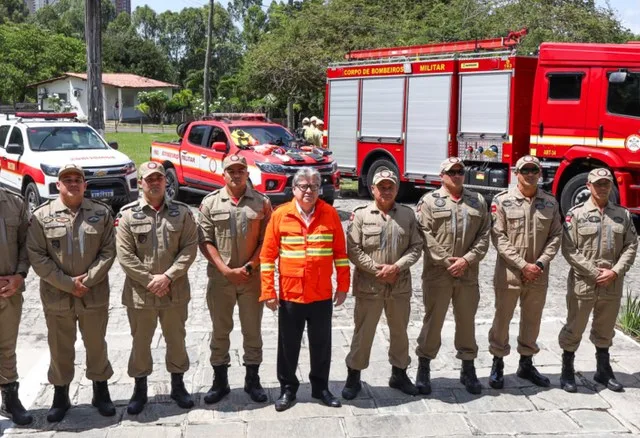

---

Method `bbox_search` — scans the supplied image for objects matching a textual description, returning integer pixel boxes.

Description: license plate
[90,189,114,199]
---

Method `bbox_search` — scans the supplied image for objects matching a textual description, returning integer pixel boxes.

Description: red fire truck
[324,29,640,213]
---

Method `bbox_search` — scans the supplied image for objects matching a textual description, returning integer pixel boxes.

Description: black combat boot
[244,364,267,403]
[341,367,362,400]
[560,350,577,393]
[46,384,71,423]
[415,357,432,395]
[488,356,504,389]
[170,373,194,409]
[127,377,148,415]
[516,355,550,387]
[460,360,482,395]
[92,380,116,416]
[204,365,230,404]
[594,347,623,392]
[0,382,33,425]
[388,366,419,396]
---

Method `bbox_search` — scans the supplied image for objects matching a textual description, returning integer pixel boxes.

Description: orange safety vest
[260,199,350,303]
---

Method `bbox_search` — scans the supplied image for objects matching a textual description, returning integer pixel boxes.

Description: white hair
[292,167,321,186]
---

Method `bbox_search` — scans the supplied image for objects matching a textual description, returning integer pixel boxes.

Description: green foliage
[618,290,640,338]
[30,0,116,38]
[136,90,170,123]
[46,93,75,112]
[0,23,85,103]
[0,0,28,24]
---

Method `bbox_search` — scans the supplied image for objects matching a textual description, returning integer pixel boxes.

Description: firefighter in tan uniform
[27,164,115,422]
[305,116,318,144]
[0,188,32,425]
[116,162,198,415]
[415,158,490,395]
[558,168,637,393]
[341,170,423,400]
[312,120,325,148]
[198,155,272,404]
[488,156,563,389]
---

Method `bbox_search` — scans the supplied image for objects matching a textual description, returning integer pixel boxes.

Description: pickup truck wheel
[560,172,619,215]
[365,158,408,200]
[165,168,181,202]
[24,182,41,212]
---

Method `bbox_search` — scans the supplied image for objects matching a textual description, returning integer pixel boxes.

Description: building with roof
[29,73,179,122]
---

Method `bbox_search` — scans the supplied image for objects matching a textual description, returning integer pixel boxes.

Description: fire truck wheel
[24,182,42,212]
[560,172,619,215]
[366,158,407,200]
[165,168,182,202]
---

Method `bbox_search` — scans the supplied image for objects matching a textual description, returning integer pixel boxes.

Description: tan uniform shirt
[116,198,198,308]
[27,198,115,313]
[347,202,423,298]
[198,187,272,285]
[0,189,29,292]
[304,126,316,144]
[417,187,490,286]
[562,198,638,298]
[491,187,563,289]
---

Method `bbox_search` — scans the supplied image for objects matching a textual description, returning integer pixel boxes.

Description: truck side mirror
[212,141,228,153]
[5,143,23,155]
[108,141,119,150]
[609,71,628,83]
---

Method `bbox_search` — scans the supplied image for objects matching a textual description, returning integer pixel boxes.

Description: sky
[131,0,640,34]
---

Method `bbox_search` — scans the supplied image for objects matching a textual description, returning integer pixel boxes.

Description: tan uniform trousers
[45,307,113,385]
[558,293,620,352]
[127,304,189,378]
[345,294,411,371]
[488,286,547,357]
[207,279,263,366]
[416,284,480,361]
[0,294,22,385]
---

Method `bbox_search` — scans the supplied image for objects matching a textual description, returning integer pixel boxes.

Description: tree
[136,90,169,123]
[0,0,28,24]
[30,0,116,39]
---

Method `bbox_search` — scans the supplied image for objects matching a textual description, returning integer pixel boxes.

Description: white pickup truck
[0,112,138,211]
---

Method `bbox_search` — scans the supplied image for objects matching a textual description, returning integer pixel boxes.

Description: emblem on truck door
[625,134,640,152]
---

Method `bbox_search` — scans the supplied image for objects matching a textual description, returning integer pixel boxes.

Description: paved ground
[3,195,640,437]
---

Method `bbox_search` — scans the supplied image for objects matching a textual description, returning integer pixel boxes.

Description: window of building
[548,73,583,100]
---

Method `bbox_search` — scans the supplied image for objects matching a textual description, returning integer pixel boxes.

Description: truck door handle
[200,154,207,158]
[598,125,604,142]
[539,122,544,137]
[181,151,188,155]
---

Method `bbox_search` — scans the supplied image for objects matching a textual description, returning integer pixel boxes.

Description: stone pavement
[2,197,640,437]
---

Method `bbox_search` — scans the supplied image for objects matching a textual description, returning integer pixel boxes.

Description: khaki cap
[439,157,465,174]
[372,169,398,186]
[515,155,541,171]
[58,163,84,180]
[138,161,165,179]
[316,119,325,126]
[302,117,310,124]
[588,168,614,183]
[310,116,318,123]
[223,155,248,170]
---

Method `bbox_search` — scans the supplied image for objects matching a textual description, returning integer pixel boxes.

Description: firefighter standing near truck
[558,168,637,393]
[198,155,272,405]
[116,162,198,415]
[341,169,423,400]
[27,164,116,423]
[0,186,32,425]
[305,116,318,144]
[414,158,490,395]
[488,155,563,389]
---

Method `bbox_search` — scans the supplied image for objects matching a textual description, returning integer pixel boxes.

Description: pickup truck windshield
[27,126,109,151]
[232,125,295,147]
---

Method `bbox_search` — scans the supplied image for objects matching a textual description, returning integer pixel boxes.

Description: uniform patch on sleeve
[491,204,497,213]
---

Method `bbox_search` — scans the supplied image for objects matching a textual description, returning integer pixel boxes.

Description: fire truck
[324,29,640,213]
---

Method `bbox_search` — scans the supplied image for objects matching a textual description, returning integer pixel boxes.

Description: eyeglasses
[445,169,465,176]
[519,167,540,175]
[296,183,320,192]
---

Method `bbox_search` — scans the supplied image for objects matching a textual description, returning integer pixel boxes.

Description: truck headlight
[124,161,137,175]
[256,162,286,174]
[41,164,60,177]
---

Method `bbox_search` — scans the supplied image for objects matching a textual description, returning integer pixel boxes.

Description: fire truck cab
[325,30,640,213]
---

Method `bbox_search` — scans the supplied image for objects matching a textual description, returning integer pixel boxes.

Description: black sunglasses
[519,167,540,175]
[445,169,465,176]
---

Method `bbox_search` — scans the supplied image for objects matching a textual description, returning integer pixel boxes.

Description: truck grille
[83,165,129,178]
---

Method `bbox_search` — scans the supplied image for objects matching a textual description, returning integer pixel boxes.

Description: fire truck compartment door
[459,72,511,135]
[328,80,359,169]
[360,77,404,139]
[405,75,452,176]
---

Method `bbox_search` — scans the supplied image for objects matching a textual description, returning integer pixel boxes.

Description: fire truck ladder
[345,28,528,61]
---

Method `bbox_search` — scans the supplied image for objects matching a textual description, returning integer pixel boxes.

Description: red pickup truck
[150,113,340,204]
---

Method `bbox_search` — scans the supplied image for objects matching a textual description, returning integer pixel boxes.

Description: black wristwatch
[244,263,253,275]
[535,261,545,271]
[17,272,27,279]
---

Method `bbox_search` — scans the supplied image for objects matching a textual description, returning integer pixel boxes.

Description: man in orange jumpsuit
[260,167,350,412]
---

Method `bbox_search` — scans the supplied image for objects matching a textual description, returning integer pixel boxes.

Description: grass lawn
[104,132,177,166]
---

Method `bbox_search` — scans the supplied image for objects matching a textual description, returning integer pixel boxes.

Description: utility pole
[286,0,294,130]
[203,0,214,117]
[85,0,104,134]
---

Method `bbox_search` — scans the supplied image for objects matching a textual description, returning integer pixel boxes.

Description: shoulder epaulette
[170,200,192,210]
[202,189,221,201]
[0,188,24,201]
[494,190,509,198]
[89,199,113,212]
[32,199,53,215]
[568,202,584,213]
[396,203,414,212]
[353,205,367,214]
[120,200,140,212]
